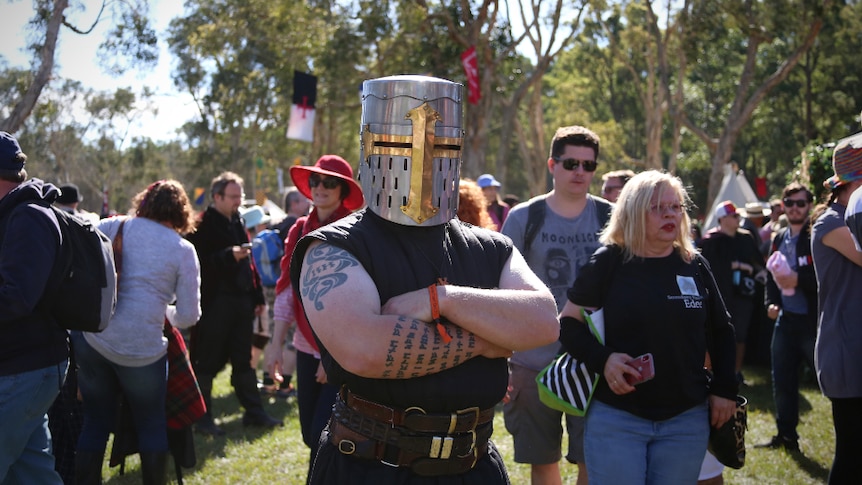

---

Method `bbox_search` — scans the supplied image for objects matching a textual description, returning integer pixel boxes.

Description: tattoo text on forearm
[382,317,476,378]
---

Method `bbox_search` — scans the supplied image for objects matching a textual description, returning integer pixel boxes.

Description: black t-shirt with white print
[562,245,737,421]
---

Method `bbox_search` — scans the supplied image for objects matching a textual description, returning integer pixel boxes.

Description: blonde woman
[559,170,737,484]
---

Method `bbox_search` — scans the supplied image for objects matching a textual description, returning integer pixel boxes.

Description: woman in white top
[72,180,201,484]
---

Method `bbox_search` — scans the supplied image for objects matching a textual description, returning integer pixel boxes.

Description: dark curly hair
[132,180,197,234]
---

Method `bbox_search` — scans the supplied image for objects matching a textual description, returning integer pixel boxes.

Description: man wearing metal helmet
[289,75,558,482]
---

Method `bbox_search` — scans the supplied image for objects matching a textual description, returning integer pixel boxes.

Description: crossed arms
[298,241,558,379]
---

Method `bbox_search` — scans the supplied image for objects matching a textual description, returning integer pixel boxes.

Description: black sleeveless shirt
[290,210,514,411]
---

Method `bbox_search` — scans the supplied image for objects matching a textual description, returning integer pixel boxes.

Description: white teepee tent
[702,163,760,231]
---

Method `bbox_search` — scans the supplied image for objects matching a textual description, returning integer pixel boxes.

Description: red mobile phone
[624,353,655,385]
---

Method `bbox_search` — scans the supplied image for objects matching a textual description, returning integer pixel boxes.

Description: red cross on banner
[287,71,317,143]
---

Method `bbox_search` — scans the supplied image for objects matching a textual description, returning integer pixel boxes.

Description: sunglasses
[782,198,808,208]
[553,157,598,172]
[308,174,342,190]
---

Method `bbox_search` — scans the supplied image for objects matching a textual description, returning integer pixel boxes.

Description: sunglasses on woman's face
[552,157,598,172]
[308,174,341,189]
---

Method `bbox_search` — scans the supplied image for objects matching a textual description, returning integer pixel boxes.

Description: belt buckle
[457,430,477,458]
[337,439,356,455]
[449,406,480,434]
[405,406,427,416]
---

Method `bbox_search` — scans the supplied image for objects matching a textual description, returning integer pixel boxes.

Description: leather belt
[341,388,495,434]
[328,389,495,476]
[329,419,490,476]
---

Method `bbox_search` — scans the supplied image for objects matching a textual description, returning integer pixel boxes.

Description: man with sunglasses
[187,172,282,436]
[501,125,613,485]
[758,183,817,452]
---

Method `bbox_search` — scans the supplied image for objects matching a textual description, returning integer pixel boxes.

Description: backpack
[42,206,117,332]
[252,229,284,287]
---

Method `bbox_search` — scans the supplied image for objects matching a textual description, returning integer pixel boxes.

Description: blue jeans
[0,360,68,485]
[72,333,168,453]
[584,400,709,485]
[771,311,816,440]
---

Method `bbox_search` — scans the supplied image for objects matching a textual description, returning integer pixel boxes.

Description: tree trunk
[0,0,68,133]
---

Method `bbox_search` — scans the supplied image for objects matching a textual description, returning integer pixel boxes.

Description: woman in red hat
[266,155,364,478]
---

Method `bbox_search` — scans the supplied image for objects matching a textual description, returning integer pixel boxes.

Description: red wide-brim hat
[290,155,365,211]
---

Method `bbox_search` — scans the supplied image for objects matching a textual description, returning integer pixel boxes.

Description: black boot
[140,452,169,485]
[242,407,283,428]
[75,450,104,485]
[233,369,282,428]
[194,374,225,436]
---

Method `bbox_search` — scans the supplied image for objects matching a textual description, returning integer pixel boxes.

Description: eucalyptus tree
[413,0,588,196]
[585,0,673,171]
[168,0,385,197]
[1,0,157,133]
[661,0,833,209]
[498,0,590,196]
[743,0,862,199]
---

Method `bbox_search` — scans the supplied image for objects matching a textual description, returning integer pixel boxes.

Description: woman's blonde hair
[600,170,696,262]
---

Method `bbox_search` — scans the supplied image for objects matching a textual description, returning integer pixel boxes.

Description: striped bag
[536,308,605,416]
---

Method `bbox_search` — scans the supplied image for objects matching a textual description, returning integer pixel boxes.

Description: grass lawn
[99,364,833,484]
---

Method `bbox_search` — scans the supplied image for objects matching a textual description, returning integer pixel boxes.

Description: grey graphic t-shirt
[502,195,604,370]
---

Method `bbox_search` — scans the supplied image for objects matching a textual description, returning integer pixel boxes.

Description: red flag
[461,46,480,105]
[755,177,768,199]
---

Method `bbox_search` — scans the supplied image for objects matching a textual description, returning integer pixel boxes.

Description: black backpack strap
[593,196,613,231]
[523,195,548,255]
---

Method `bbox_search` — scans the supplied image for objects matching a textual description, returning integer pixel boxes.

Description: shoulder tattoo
[301,244,359,310]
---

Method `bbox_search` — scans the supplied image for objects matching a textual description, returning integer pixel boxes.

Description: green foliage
[98,10,159,75]
[794,141,835,203]
[6,0,862,207]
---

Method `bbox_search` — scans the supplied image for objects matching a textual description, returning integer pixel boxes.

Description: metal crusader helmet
[358,75,464,226]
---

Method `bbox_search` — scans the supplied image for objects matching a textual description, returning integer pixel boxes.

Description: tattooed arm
[381,246,558,352]
[299,241,527,379]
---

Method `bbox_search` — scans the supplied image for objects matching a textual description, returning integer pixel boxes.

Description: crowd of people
[2,72,862,485]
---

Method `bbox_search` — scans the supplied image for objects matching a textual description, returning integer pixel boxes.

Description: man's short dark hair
[783,182,813,202]
[549,125,600,160]
[210,171,244,199]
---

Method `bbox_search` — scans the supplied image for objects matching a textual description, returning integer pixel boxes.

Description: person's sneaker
[195,418,226,437]
[755,434,799,451]
[242,410,283,428]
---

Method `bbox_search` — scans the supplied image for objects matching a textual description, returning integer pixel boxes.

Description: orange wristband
[428,284,452,344]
